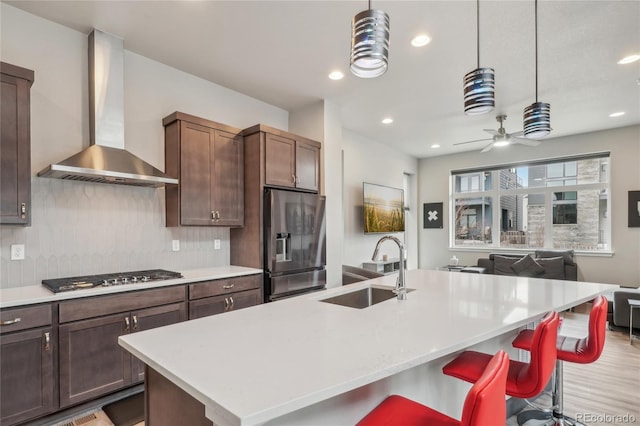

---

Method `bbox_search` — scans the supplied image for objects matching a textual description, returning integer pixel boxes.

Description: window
[451,152,610,252]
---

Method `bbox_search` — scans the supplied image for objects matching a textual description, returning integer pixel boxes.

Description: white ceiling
[6,0,640,158]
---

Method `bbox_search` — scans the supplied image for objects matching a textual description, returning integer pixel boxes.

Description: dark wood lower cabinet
[59,313,130,408]
[189,288,261,320]
[131,303,187,382]
[59,301,187,408]
[0,327,54,425]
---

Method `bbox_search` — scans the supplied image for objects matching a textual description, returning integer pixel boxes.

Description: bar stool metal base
[516,361,585,426]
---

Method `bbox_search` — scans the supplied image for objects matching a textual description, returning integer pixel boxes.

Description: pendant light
[463,0,495,115]
[350,0,390,78]
[523,0,551,138]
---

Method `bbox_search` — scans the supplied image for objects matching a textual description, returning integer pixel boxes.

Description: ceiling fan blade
[515,139,541,147]
[509,131,524,137]
[483,129,500,136]
[453,138,492,146]
[480,142,494,153]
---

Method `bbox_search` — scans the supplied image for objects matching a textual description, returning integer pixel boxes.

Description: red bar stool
[356,350,509,426]
[442,311,559,400]
[511,296,607,425]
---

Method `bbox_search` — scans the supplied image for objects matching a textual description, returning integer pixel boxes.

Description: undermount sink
[319,285,413,309]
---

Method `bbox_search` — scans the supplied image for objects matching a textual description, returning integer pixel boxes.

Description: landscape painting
[363,182,405,234]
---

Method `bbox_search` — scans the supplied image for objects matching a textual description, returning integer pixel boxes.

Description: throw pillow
[510,254,544,277]
[536,257,565,279]
[493,255,519,276]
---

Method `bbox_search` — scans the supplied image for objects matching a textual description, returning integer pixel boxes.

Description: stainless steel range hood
[38,29,177,187]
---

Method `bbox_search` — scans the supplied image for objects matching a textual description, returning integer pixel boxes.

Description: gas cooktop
[42,269,183,293]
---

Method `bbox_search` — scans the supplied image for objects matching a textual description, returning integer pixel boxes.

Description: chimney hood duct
[38,29,178,187]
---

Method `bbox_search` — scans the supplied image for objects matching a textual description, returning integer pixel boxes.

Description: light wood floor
[509,305,640,425]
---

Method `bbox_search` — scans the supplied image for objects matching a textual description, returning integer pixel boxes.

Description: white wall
[0,4,288,287]
[418,125,640,287]
[342,129,419,270]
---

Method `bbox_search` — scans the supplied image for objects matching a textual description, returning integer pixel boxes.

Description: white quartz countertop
[118,269,617,426]
[0,265,262,308]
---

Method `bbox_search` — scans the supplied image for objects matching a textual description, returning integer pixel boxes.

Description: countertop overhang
[0,265,263,308]
[118,269,618,426]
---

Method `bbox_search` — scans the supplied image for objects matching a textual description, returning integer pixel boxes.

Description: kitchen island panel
[119,270,617,426]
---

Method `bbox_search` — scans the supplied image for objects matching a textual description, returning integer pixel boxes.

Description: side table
[629,299,640,344]
[441,265,466,272]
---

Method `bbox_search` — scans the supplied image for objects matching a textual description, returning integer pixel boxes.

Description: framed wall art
[629,190,640,228]
[423,202,443,229]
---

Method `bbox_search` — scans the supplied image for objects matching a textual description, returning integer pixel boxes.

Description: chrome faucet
[372,235,407,300]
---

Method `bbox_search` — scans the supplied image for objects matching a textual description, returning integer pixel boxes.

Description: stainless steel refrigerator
[264,188,326,301]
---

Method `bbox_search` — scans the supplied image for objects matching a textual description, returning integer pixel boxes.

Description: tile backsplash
[0,177,230,288]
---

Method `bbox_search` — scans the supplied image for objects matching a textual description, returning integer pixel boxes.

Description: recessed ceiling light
[381,117,393,124]
[617,54,640,65]
[411,34,431,47]
[431,144,440,149]
[328,71,344,80]
[609,111,625,118]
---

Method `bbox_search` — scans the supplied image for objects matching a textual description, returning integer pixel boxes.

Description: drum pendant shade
[350,8,390,78]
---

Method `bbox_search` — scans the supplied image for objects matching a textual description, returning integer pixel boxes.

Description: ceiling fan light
[524,102,551,139]
[493,140,510,147]
[464,67,495,115]
[350,9,390,78]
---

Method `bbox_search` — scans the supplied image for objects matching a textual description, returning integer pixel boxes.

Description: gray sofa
[608,289,640,330]
[475,250,577,281]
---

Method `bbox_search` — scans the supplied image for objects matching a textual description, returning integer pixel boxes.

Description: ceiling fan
[454,115,541,152]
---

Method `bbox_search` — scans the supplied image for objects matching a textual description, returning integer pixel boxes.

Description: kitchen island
[119,269,616,426]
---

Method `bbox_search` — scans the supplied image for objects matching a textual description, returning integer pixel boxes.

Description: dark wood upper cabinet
[1,62,34,225]
[259,127,321,192]
[164,112,244,227]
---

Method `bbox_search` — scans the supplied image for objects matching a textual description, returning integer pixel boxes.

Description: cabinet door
[295,140,320,192]
[227,288,262,312]
[131,303,187,383]
[0,72,31,225]
[188,294,229,320]
[265,133,296,188]
[0,327,54,425]
[180,121,214,225]
[212,130,244,226]
[59,313,131,408]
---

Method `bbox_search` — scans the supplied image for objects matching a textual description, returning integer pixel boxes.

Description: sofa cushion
[535,249,575,266]
[536,257,565,279]
[510,254,544,277]
[493,255,519,276]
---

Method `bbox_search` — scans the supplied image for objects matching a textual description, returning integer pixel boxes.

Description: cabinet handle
[292,174,296,184]
[229,296,234,310]
[21,202,27,219]
[211,211,216,221]
[132,314,138,331]
[124,316,130,333]
[0,317,21,326]
[44,332,51,351]
[223,283,234,290]
[224,297,230,311]
[295,175,299,184]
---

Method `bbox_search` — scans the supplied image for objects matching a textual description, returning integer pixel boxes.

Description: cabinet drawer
[188,274,262,300]
[0,305,51,334]
[189,288,262,320]
[59,286,186,323]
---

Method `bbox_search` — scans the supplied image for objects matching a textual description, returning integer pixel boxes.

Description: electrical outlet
[11,244,25,260]
[172,240,180,252]
[214,239,221,250]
